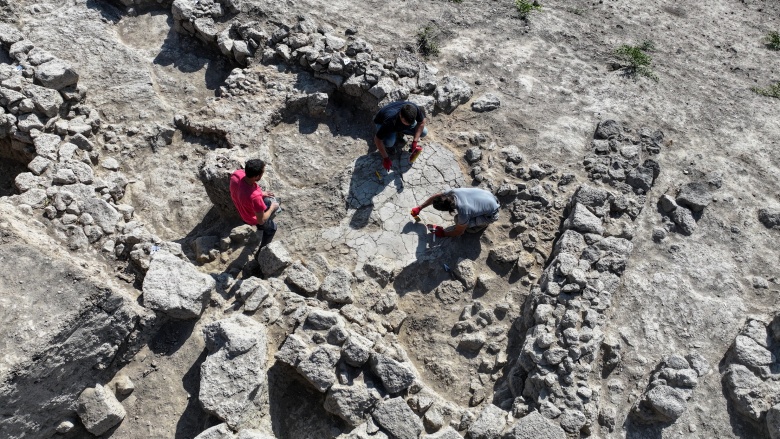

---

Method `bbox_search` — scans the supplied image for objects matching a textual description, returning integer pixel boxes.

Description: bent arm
[256,202,279,225]
[443,223,467,237]
[414,119,426,142]
[417,192,443,211]
[374,135,389,159]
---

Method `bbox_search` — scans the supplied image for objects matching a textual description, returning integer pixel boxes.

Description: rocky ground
[0,0,779,438]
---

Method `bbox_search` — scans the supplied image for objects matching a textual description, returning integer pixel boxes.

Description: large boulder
[142,251,215,319]
[257,241,293,277]
[434,76,472,114]
[34,59,79,90]
[200,315,268,430]
[320,268,354,304]
[198,151,248,219]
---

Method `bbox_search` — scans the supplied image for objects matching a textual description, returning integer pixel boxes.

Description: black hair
[245,159,266,179]
[431,193,456,212]
[400,104,417,123]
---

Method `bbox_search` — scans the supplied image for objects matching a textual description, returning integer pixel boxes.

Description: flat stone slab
[323,143,465,267]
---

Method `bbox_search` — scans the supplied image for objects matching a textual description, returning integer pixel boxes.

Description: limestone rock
[671,206,696,236]
[34,59,79,90]
[320,268,354,304]
[296,345,341,392]
[676,182,712,212]
[505,411,566,439]
[363,255,395,287]
[453,257,477,289]
[434,76,473,114]
[342,333,373,366]
[142,251,215,319]
[257,241,293,277]
[564,203,604,235]
[372,397,423,439]
[370,354,416,394]
[194,423,236,439]
[467,404,506,439]
[471,93,500,112]
[594,119,620,139]
[285,262,320,296]
[422,426,462,439]
[324,382,381,426]
[758,208,780,229]
[200,315,268,429]
[275,333,310,367]
[76,384,126,436]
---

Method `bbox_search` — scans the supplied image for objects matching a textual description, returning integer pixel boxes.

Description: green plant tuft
[417,25,441,58]
[752,82,780,98]
[765,31,780,51]
[515,0,542,19]
[614,42,658,82]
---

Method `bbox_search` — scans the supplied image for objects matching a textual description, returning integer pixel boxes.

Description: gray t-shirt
[446,188,500,225]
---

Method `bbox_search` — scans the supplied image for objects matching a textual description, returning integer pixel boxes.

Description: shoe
[409,144,423,163]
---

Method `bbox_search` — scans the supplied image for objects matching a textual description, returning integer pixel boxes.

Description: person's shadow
[346,146,415,229]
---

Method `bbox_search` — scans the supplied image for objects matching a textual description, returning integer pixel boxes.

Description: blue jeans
[375,123,428,150]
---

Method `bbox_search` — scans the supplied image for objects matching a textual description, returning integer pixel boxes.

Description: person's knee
[381,135,395,150]
[420,127,428,138]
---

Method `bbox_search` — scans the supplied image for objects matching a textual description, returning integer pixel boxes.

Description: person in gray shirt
[411,187,500,237]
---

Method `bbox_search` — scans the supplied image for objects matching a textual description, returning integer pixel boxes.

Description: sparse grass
[765,31,780,51]
[567,7,584,15]
[752,82,780,98]
[417,25,441,58]
[614,40,658,81]
[515,0,541,19]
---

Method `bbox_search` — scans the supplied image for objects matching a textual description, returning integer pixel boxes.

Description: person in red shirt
[229,159,280,253]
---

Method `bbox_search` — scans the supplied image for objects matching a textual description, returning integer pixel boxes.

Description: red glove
[411,206,422,216]
[411,140,418,149]
[382,157,392,171]
[434,226,445,237]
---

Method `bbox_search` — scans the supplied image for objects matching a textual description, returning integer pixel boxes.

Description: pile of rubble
[168,3,473,115]
[0,24,184,277]
[722,315,780,438]
[630,353,710,425]
[504,121,662,436]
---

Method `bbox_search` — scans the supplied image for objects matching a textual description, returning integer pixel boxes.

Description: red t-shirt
[229,169,266,225]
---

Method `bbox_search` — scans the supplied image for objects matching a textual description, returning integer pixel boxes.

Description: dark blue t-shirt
[373,101,426,139]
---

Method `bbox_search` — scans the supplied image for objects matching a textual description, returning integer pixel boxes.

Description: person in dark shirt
[373,101,428,170]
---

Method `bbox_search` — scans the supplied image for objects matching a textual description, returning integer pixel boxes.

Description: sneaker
[409,144,423,163]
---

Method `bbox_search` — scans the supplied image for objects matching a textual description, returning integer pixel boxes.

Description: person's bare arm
[256,202,279,225]
[442,223,467,237]
[374,135,389,158]
[417,192,443,211]
[413,119,426,143]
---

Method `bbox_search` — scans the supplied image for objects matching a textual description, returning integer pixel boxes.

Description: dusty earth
[1,0,779,438]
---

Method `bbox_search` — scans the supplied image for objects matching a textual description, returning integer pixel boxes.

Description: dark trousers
[256,219,277,249]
